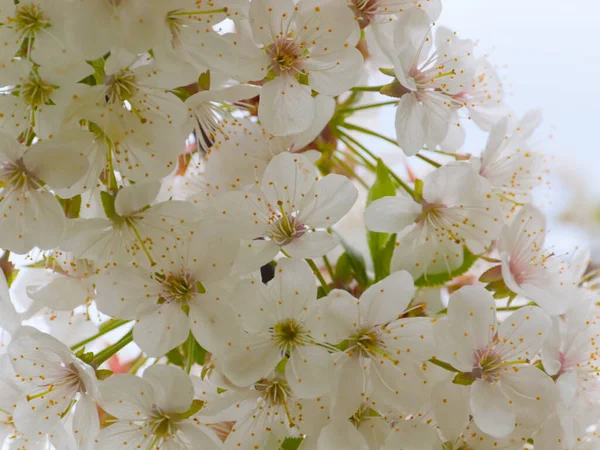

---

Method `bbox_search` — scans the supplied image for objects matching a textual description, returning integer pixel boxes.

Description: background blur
[351,0,600,264]
[441,0,600,259]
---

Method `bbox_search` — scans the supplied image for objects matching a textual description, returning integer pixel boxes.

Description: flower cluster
[0,1,595,450]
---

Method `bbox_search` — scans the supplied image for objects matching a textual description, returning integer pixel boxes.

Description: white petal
[269,258,318,319]
[364,195,422,233]
[318,420,369,450]
[222,338,281,387]
[470,380,515,438]
[431,379,470,440]
[395,93,427,156]
[261,152,317,208]
[143,365,194,414]
[259,74,315,136]
[248,0,295,46]
[286,344,332,398]
[0,270,20,334]
[289,95,335,150]
[114,181,161,216]
[232,239,280,275]
[189,292,241,354]
[495,306,551,361]
[501,365,558,429]
[298,173,358,228]
[284,230,339,259]
[27,276,90,311]
[382,420,438,450]
[304,47,363,96]
[72,393,100,450]
[133,303,189,357]
[99,374,155,419]
[362,270,415,325]
[330,354,366,419]
[23,142,89,190]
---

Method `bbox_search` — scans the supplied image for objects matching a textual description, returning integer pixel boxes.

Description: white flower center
[470,347,503,382]
[267,38,302,75]
[0,160,38,190]
[105,70,138,104]
[269,213,309,246]
[271,318,305,352]
[158,271,199,304]
[9,3,51,38]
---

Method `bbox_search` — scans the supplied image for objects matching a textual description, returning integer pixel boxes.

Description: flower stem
[171,8,227,15]
[322,255,335,281]
[337,128,415,200]
[341,122,398,147]
[70,319,131,351]
[416,153,441,168]
[91,330,134,368]
[306,259,330,294]
[332,155,369,188]
[350,85,385,92]
[339,100,398,113]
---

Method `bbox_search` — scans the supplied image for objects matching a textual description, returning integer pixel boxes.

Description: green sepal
[280,437,303,450]
[453,372,475,386]
[198,71,211,91]
[57,194,82,219]
[414,179,424,203]
[100,191,119,220]
[178,399,205,419]
[379,67,396,77]
[96,369,113,380]
[166,347,185,367]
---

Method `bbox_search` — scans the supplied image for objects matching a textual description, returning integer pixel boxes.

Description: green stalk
[416,153,442,168]
[350,85,386,92]
[70,319,131,351]
[339,100,398,113]
[91,330,134,368]
[306,259,330,295]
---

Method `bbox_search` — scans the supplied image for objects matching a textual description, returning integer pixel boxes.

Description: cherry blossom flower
[222,258,333,398]
[96,365,222,450]
[347,0,441,29]
[378,11,476,155]
[199,101,332,198]
[434,285,556,438]
[365,163,501,279]
[62,181,202,269]
[318,270,436,415]
[0,132,88,254]
[472,111,546,218]
[499,204,582,315]
[95,225,239,357]
[211,152,357,272]
[8,326,100,449]
[235,0,363,135]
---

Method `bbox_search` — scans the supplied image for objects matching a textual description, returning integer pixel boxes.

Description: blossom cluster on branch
[0,0,596,449]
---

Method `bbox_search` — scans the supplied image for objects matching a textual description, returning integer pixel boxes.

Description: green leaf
[335,252,353,283]
[337,243,369,288]
[453,372,475,386]
[367,160,396,282]
[414,248,478,288]
[100,191,119,220]
[280,437,303,450]
[166,348,185,367]
[367,159,396,206]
